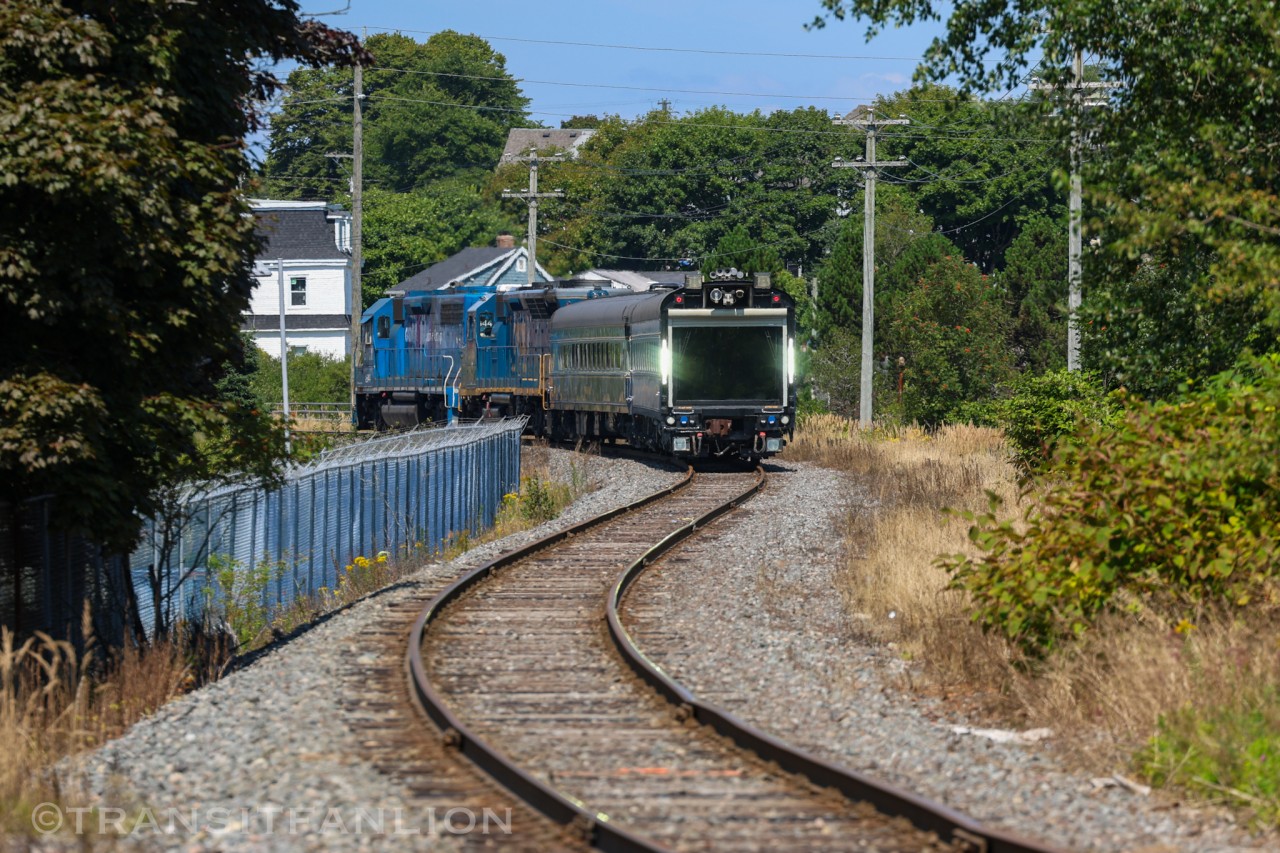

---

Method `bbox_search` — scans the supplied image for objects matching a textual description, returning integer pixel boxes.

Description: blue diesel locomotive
[354,270,796,462]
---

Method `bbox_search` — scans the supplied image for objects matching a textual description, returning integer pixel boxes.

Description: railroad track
[407,466,1059,852]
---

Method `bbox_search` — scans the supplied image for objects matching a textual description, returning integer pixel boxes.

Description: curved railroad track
[407,465,1059,852]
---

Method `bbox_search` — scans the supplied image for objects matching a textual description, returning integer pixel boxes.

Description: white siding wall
[250,329,349,361]
[248,261,350,315]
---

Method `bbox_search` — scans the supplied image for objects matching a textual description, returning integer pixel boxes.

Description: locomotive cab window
[376,316,391,339]
[478,313,495,338]
[671,325,785,404]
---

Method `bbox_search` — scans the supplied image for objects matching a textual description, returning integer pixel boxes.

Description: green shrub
[249,349,350,405]
[518,474,568,522]
[202,555,284,648]
[942,354,1280,655]
[1141,691,1280,824]
[988,369,1122,470]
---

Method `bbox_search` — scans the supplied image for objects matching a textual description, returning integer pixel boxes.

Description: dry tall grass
[793,414,1280,825]
[792,417,1023,696]
[1,613,199,839]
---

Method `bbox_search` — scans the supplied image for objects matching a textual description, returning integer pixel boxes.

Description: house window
[290,276,307,306]
[516,257,527,273]
[289,346,307,357]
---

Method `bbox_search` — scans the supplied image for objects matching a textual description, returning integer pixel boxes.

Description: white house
[242,199,353,359]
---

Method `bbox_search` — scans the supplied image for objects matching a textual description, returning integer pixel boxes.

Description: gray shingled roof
[500,128,596,163]
[399,247,513,291]
[254,209,348,261]
[241,314,349,331]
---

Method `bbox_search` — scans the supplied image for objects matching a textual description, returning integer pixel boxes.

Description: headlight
[781,415,790,425]
[666,416,675,425]
[709,288,724,304]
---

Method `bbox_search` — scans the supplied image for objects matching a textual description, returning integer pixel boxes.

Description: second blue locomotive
[355,270,796,462]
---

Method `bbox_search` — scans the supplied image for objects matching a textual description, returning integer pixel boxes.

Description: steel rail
[605,468,1064,853]
[405,464,694,853]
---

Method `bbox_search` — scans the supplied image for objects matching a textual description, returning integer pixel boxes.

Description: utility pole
[833,109,908,428]
[1030,52,1115,371]
[351,50,364,412]
[1067,48,1083,371]
[276,258,291,456]
[503,148,564,286]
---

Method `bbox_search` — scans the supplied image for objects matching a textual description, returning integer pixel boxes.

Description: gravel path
[621,459,1271,852]
[55,448,683,852]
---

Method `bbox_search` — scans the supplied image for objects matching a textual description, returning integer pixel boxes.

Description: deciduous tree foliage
[361,180,515,303]
[0,0,364,551]
[812,0,1280,329]
[884,255,1014,426]
[1080,250,1274,400]
[261,31,529,198]
[870,85,1059,272]
[536,107,862,275]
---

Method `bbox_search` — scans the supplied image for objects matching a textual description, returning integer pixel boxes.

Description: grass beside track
[788,414,1280,830]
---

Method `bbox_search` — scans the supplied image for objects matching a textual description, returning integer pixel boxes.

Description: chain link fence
[1,419,525,643]
[0,496,133,649]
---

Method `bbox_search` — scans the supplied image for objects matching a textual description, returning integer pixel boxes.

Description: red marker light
[675,295,684,304]
[772,294,781,303]
[759,432,766,437]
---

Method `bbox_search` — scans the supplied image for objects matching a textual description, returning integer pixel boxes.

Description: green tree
[811,0,1280,329]
[561,115,602,129]
[261,31,529,198]
[871,85,1060,272]
[814,214,863,341]
[540,107,863,276]
[700,225,783,276]
[1080,250,1275,400]
[0,0,363,552]
[999,213,1069,373]
[885,255,1015,425]
[813,187,939,342]
[361,179,515,303]
[250,349,351,406]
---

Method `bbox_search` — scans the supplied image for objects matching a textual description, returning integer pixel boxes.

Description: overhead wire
[359,27,963,62]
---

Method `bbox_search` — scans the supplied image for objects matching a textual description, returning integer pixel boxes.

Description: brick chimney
[496,232,516,249]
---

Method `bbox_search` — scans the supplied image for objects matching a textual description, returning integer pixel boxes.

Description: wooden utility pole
[833,109,908,428]
[350,55,364,410]
[1067,48,1083,371]
[1030,52,1116,371]
[503,149,564,286]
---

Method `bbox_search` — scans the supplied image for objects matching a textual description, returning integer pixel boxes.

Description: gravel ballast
[57,449,682,852]
[621,459,1271,852]
[53,448,1272,851]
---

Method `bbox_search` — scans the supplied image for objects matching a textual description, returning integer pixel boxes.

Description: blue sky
[296,0,956,123]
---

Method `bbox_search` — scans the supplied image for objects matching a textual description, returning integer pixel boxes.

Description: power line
[361,26,957,62]
[888,158,1048,185]
[935,195,1023,234]
[367,66,961,104]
